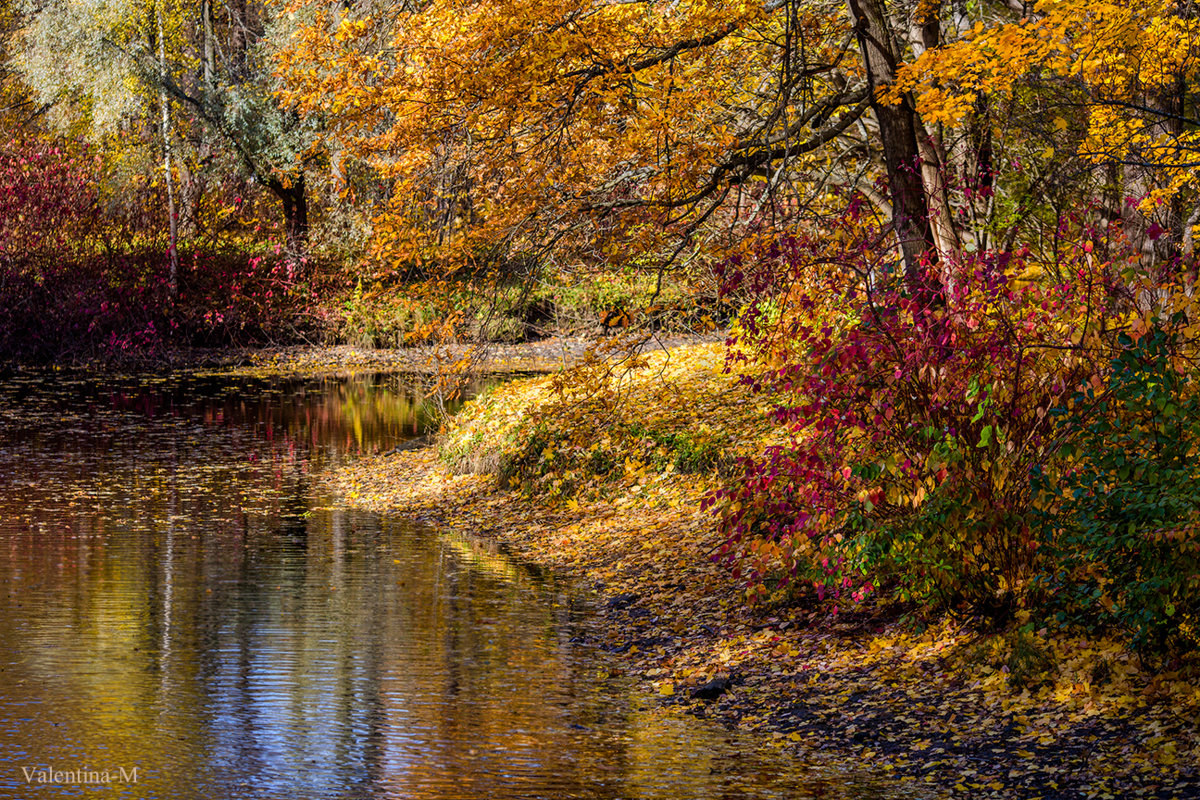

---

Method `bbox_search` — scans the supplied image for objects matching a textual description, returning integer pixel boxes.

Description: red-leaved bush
[707,216,1116,615]
[0,136,99,273]
[0,135,329,361]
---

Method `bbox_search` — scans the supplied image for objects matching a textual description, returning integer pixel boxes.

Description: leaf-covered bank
[326,343,1200,800]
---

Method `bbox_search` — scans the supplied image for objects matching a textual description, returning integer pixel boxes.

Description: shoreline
[326,441,1199,800]
[14,337,1195,797]
[319,340,1200,800]
[8,333,725,378]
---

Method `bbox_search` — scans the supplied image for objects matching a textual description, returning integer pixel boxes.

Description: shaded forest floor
[321,340,1200,800]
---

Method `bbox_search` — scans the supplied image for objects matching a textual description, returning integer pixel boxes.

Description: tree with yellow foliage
[894,0,1200,266]
[278,0,1108,311]
[276,1,885,294]
[12,0,317,257]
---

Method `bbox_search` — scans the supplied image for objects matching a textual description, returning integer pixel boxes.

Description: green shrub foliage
[1038,324,1200,654]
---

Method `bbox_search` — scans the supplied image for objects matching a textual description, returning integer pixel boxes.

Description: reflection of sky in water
[0,372,884,800]
[203,545,388,799]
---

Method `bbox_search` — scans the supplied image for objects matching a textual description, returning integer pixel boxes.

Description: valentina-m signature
[21,765,138,784]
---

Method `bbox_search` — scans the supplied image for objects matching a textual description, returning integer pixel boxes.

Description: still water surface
[0,371,876,799]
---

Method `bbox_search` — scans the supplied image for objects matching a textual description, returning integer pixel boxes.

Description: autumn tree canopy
[270,0,1200,302]
[277,0,872,278]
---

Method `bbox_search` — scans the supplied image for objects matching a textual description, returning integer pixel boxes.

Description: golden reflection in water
[0,372,875,799]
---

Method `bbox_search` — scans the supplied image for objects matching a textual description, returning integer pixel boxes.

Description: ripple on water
[0,371,891,799]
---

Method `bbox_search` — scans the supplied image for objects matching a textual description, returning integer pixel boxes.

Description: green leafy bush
[1038,325,1200,654]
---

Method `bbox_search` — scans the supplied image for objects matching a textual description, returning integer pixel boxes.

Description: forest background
[3,0,1200,665]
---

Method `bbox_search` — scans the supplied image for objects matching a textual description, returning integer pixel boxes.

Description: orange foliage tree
[277,0,1122,319]
[275,1,880,297]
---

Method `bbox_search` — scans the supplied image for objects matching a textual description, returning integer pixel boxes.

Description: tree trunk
[918,123,962,261]
[906,2,962,263]
[846,0,939,305]
[177,157,201,237]
[1155,76,1186,264]
[202,0,216,102]
[156,0,178,297]
[268,173,309,277]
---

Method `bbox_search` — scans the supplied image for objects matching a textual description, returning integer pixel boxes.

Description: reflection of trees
[366,528,630,799]
[0,372,468,529]
[0,504,782,799]
[0,509,628,796]
[0,372,459,498]
[0,374,824,800]
[278,455,310,548]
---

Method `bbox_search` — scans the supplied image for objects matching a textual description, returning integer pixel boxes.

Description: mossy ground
[324,341,1200,799]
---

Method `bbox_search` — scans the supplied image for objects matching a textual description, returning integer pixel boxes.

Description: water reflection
[0,371,877,798]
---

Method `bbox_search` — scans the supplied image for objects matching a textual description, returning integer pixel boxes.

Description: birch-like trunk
[156,0,178,296]
[202,0,215,100]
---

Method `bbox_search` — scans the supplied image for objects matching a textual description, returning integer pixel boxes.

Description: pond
[0,370,881,798]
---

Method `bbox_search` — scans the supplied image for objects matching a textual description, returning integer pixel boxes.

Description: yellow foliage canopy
[893,0,1200,202]
[276,0,860,272]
